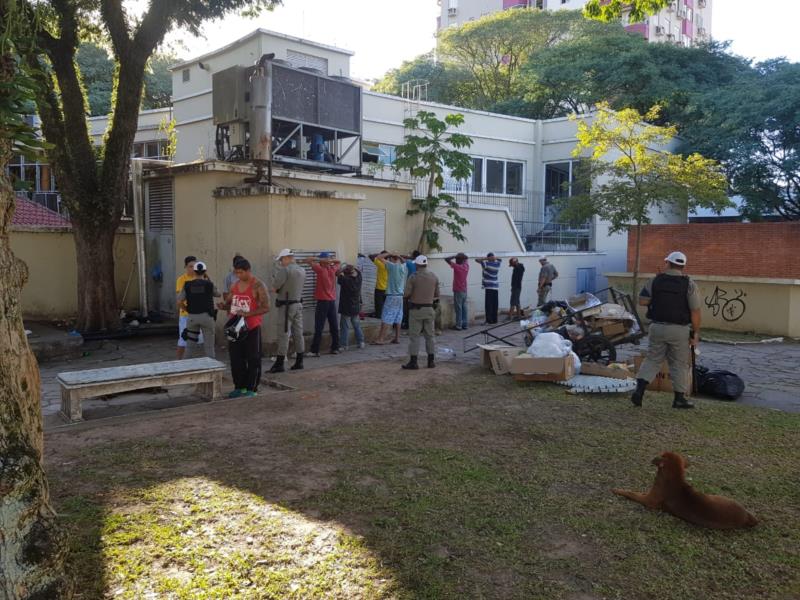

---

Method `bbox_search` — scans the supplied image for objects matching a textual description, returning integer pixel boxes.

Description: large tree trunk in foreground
[0,56,70,600]
[73,221,119,332]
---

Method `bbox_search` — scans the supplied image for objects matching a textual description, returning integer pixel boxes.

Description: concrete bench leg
[60,387,82,422]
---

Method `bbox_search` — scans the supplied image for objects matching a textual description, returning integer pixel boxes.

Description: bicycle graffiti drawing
[704,286,746,322]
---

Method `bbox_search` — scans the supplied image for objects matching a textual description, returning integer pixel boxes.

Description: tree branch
[100,0,132,57]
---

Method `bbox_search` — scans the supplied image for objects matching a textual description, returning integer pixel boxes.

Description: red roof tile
[12,197,71,229]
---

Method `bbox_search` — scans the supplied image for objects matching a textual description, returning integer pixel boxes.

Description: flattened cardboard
[581,361,634,380]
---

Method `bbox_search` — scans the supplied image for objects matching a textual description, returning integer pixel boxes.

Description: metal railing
[516,220,595,252]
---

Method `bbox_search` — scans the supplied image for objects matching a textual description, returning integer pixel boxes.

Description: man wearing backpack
[631,251,701,410]
[178,261,220,358]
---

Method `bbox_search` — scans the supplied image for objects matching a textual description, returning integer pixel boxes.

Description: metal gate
[145,177,176,316]
[358,208,385,314]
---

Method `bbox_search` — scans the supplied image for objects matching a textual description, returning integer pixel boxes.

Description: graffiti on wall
[704,286,747,322]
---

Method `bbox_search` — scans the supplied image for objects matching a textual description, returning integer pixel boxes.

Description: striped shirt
[481,260,501,290]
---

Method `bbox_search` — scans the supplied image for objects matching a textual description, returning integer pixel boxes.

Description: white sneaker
[358,342,366,349]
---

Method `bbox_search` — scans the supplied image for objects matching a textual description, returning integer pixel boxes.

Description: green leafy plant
[583,0,672,22]
[158,116,178,161]
[565,103,731,294]
[394,111,473,252]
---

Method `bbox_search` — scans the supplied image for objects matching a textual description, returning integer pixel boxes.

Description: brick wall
[627,223,800,279]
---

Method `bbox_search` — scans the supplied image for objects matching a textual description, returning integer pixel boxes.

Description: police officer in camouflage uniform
[631,251,701,409]
[269,249,306,373]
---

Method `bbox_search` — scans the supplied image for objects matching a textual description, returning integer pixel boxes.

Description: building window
[362,142,396,166]
[182,68,190,83]
[133,140,170,160]
[471,157,483,193]
[442,156,525,196]
[286,49,329,74]
[486,160,504,194]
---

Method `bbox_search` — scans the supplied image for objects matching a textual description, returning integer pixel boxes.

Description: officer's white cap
[414,255,428,266]
[275,248,294,260]
[539,254,548,261]
[664,251,687,266]
[194,261,207,272]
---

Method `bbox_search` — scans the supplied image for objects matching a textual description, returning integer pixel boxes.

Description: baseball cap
[275,248,294,260]
[664,251,687,267]
[319,251,332,259]
[414,255,428,266]
[539,254,548,260]
[194,261,207,273]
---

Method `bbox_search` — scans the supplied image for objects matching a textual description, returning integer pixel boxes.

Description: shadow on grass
[46,369,800,600]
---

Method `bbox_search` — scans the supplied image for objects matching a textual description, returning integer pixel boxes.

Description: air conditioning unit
[448,7,457,15]
[678,8,687,18]
[697,27,707,36]
[655,25,665,36]
[667,1,676,12]
[666,33,675,41]
[697,0,706,7]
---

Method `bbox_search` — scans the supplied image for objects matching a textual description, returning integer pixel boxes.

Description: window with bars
[147,177,174,232]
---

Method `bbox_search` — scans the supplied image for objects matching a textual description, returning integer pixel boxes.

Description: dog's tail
[744,511,759,527]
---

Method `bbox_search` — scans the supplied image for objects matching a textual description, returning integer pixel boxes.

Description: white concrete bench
[57,357,226,422]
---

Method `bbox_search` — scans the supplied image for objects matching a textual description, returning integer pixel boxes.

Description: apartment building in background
[436,0,713,47]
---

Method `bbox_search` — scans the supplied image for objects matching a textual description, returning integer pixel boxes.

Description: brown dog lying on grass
[612,451,758,529]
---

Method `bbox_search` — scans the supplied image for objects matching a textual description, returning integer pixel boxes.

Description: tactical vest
[185,279,215,317]
[647,273,691,325]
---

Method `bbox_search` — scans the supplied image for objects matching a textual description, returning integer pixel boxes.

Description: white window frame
[543,159,581,220]
[454,155,526,197]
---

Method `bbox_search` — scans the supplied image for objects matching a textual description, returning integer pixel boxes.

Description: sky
[159,0,800,81]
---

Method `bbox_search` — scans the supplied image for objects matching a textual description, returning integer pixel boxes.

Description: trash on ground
[694,366,745,400]
[556,375,637,394]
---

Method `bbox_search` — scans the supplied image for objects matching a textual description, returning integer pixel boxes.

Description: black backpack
[694,366,745,401]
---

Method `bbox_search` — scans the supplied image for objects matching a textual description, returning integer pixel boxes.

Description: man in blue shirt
[476,252,501,324]
[373,253,407,344]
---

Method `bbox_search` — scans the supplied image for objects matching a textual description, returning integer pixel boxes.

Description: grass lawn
[46,364,800,599]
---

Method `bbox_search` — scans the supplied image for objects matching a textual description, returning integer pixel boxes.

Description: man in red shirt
[301,252,341,357]
[445,252,470,330]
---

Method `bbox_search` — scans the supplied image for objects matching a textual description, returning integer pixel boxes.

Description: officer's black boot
[427,354,436,369]
[672,392,694,409]
[402,356,419,370]
[290,353,304,371]
[269,355,285,374]
[630,378,648,407]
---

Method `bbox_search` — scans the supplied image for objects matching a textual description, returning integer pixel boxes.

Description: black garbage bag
[694,365,745,401]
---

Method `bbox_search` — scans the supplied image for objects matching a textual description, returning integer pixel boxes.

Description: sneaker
[358,342,366,349]
[242,390,257,398]
[311,352,321,358]
[330,349,340,355]
[227,388,246,399]
[453,326,462,331]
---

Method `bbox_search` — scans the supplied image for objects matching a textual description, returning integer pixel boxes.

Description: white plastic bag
[570,351,582,374]
[528,332,572,358]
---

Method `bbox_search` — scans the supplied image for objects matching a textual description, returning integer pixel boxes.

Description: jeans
[484,289,499,324]
[454,291,468,328]
[339,314,364,347]
[311,300,339,353]
[229,326,261,391]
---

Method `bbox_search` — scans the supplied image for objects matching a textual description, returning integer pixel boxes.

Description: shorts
[381,294,404,325]
[510,287,522,307]
[178,315,204,347]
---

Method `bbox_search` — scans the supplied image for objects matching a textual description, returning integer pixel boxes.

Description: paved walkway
[38,322,800,427]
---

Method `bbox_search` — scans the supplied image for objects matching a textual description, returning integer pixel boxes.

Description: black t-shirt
[337,271,363,316]
[511,264,525,289]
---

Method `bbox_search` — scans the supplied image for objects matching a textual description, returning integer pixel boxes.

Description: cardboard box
[633,354,693,393]
[581,361,634,380]
[479,345,526,375]
[511,354,576,382]
[600,321,628,338]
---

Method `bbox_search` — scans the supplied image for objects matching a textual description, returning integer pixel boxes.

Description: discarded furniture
[57,357,226,422]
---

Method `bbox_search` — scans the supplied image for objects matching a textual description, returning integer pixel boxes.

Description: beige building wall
[11,228,139,320]
[606,273,800,338]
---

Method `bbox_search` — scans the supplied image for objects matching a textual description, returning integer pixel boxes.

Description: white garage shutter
[358,208,385,314]
[286,49,329,74]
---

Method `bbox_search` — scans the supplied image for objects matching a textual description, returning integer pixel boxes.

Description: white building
[437,0,712,47]
[88,28,682,306]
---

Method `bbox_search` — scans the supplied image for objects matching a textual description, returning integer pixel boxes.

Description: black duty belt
[276,299,302,307]
[410,303,434,309]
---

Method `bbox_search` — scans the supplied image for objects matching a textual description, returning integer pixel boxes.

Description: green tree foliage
[565,104,730,293]
[372,52,472,106]
[394,111,473,252]
[20,0,280,332]
[77,42,177,115]
[583,0,671,22]
[436,8,587,111]
[681,60,800,220]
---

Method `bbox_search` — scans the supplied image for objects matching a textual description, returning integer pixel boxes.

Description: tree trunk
[72,217,119,332]
[632,221,643,301]
[0,54,70,600]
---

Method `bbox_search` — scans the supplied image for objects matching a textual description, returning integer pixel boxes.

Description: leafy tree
[565,103,730,294]
[76,42,178,115]
[681,59,800,220]
[20,0,280,332]
[394,111,474,252]
[372,52,472,107]
[437,8,585,111]
[0,1,70,596]
[583,0,671,22]
[76,41,114,115]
